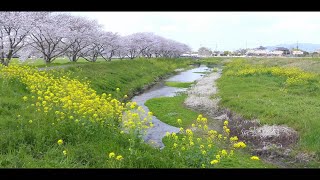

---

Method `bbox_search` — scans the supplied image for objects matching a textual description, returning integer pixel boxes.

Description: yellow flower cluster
[233,141,246,148]
[250,156,260,160]
[165,116,246,168]
[0,65,152,137]
[109,152,124,161]
[122,104,153,135]
[224,60,316,86]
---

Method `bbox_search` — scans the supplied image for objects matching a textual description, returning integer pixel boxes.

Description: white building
[292,50,304,56]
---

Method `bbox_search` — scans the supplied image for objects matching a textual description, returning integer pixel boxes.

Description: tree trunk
[0,58,4,66]
[3,59,9,66]
[44,55,51,64]
[72,55,77,62]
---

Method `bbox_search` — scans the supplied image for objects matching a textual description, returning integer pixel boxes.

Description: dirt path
[38,64,73,71]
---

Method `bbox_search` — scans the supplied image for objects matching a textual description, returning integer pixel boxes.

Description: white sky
[69,12,320,51]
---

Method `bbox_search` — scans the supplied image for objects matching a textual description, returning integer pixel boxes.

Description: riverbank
[145,66,274,168]
[0,58,199,168]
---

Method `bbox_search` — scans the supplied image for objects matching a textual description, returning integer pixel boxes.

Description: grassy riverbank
[0,58,195,168]
[216,58,320,166]
[0,57,273,167]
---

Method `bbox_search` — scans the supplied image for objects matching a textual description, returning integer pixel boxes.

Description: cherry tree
[121,35,140,59]
[1,12,192,65]
[0,12,47,66]
[79,29,103,62]
[64,15,102,62]
[114,36,128,60]
[27,13,74,64]
[98,32,120,61]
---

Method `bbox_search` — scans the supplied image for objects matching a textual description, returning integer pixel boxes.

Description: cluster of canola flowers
[224,60,316,86]
[0,65,153,141]
[165,114,258,168]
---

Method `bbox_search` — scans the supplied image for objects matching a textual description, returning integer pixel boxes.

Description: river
[131,65,212,148]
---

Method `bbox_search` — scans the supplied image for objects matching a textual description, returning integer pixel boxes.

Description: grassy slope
[0,58,194,168]
[64,58,193,100]
[10,57,111,67]
[217,58,320,154]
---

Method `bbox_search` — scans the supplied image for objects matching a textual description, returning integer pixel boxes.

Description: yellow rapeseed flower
[221,149,227,156]
[22,96,28,101]
[57,139,63,145]
[186,129,193,136]
[29,120,33,124]
[224,120,228,126]
[116,155,123,161]
[234,142,246,148]
[230,136,238,141]
[63,150,67,156]
[109,152,115,158]
[173,143,178,148]
[225,129,230,134]
[250,156,260,160]
[116,88,120,91]
[210,160,219,165]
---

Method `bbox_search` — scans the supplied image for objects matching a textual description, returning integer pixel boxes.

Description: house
[212,51,224,56]
[292,50,304,56]
[246,49,269,56]
[180,53,199,58]
[275,47,290,55]
[270,50,284,56]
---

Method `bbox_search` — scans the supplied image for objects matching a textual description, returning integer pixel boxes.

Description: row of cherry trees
[0,12,191,66]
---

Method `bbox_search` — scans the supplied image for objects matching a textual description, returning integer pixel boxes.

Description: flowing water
[131,65,211,148]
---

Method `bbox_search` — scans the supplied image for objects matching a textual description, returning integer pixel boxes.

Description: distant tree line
[0,12,191,66]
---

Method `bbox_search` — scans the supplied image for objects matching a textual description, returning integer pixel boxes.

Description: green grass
[217,59,320,156]
[146,94,274,167]
[198,57,225,67]
[233,57,320,73]
[145,94,199,128]
[193,71,211,74]
[165,81,193,88]
[0,57,276,167]
[64,58,193,101]
[9,57,116,67]
[0,58,203,168]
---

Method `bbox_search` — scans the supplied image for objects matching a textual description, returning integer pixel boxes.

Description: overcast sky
[70,12,320,51]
